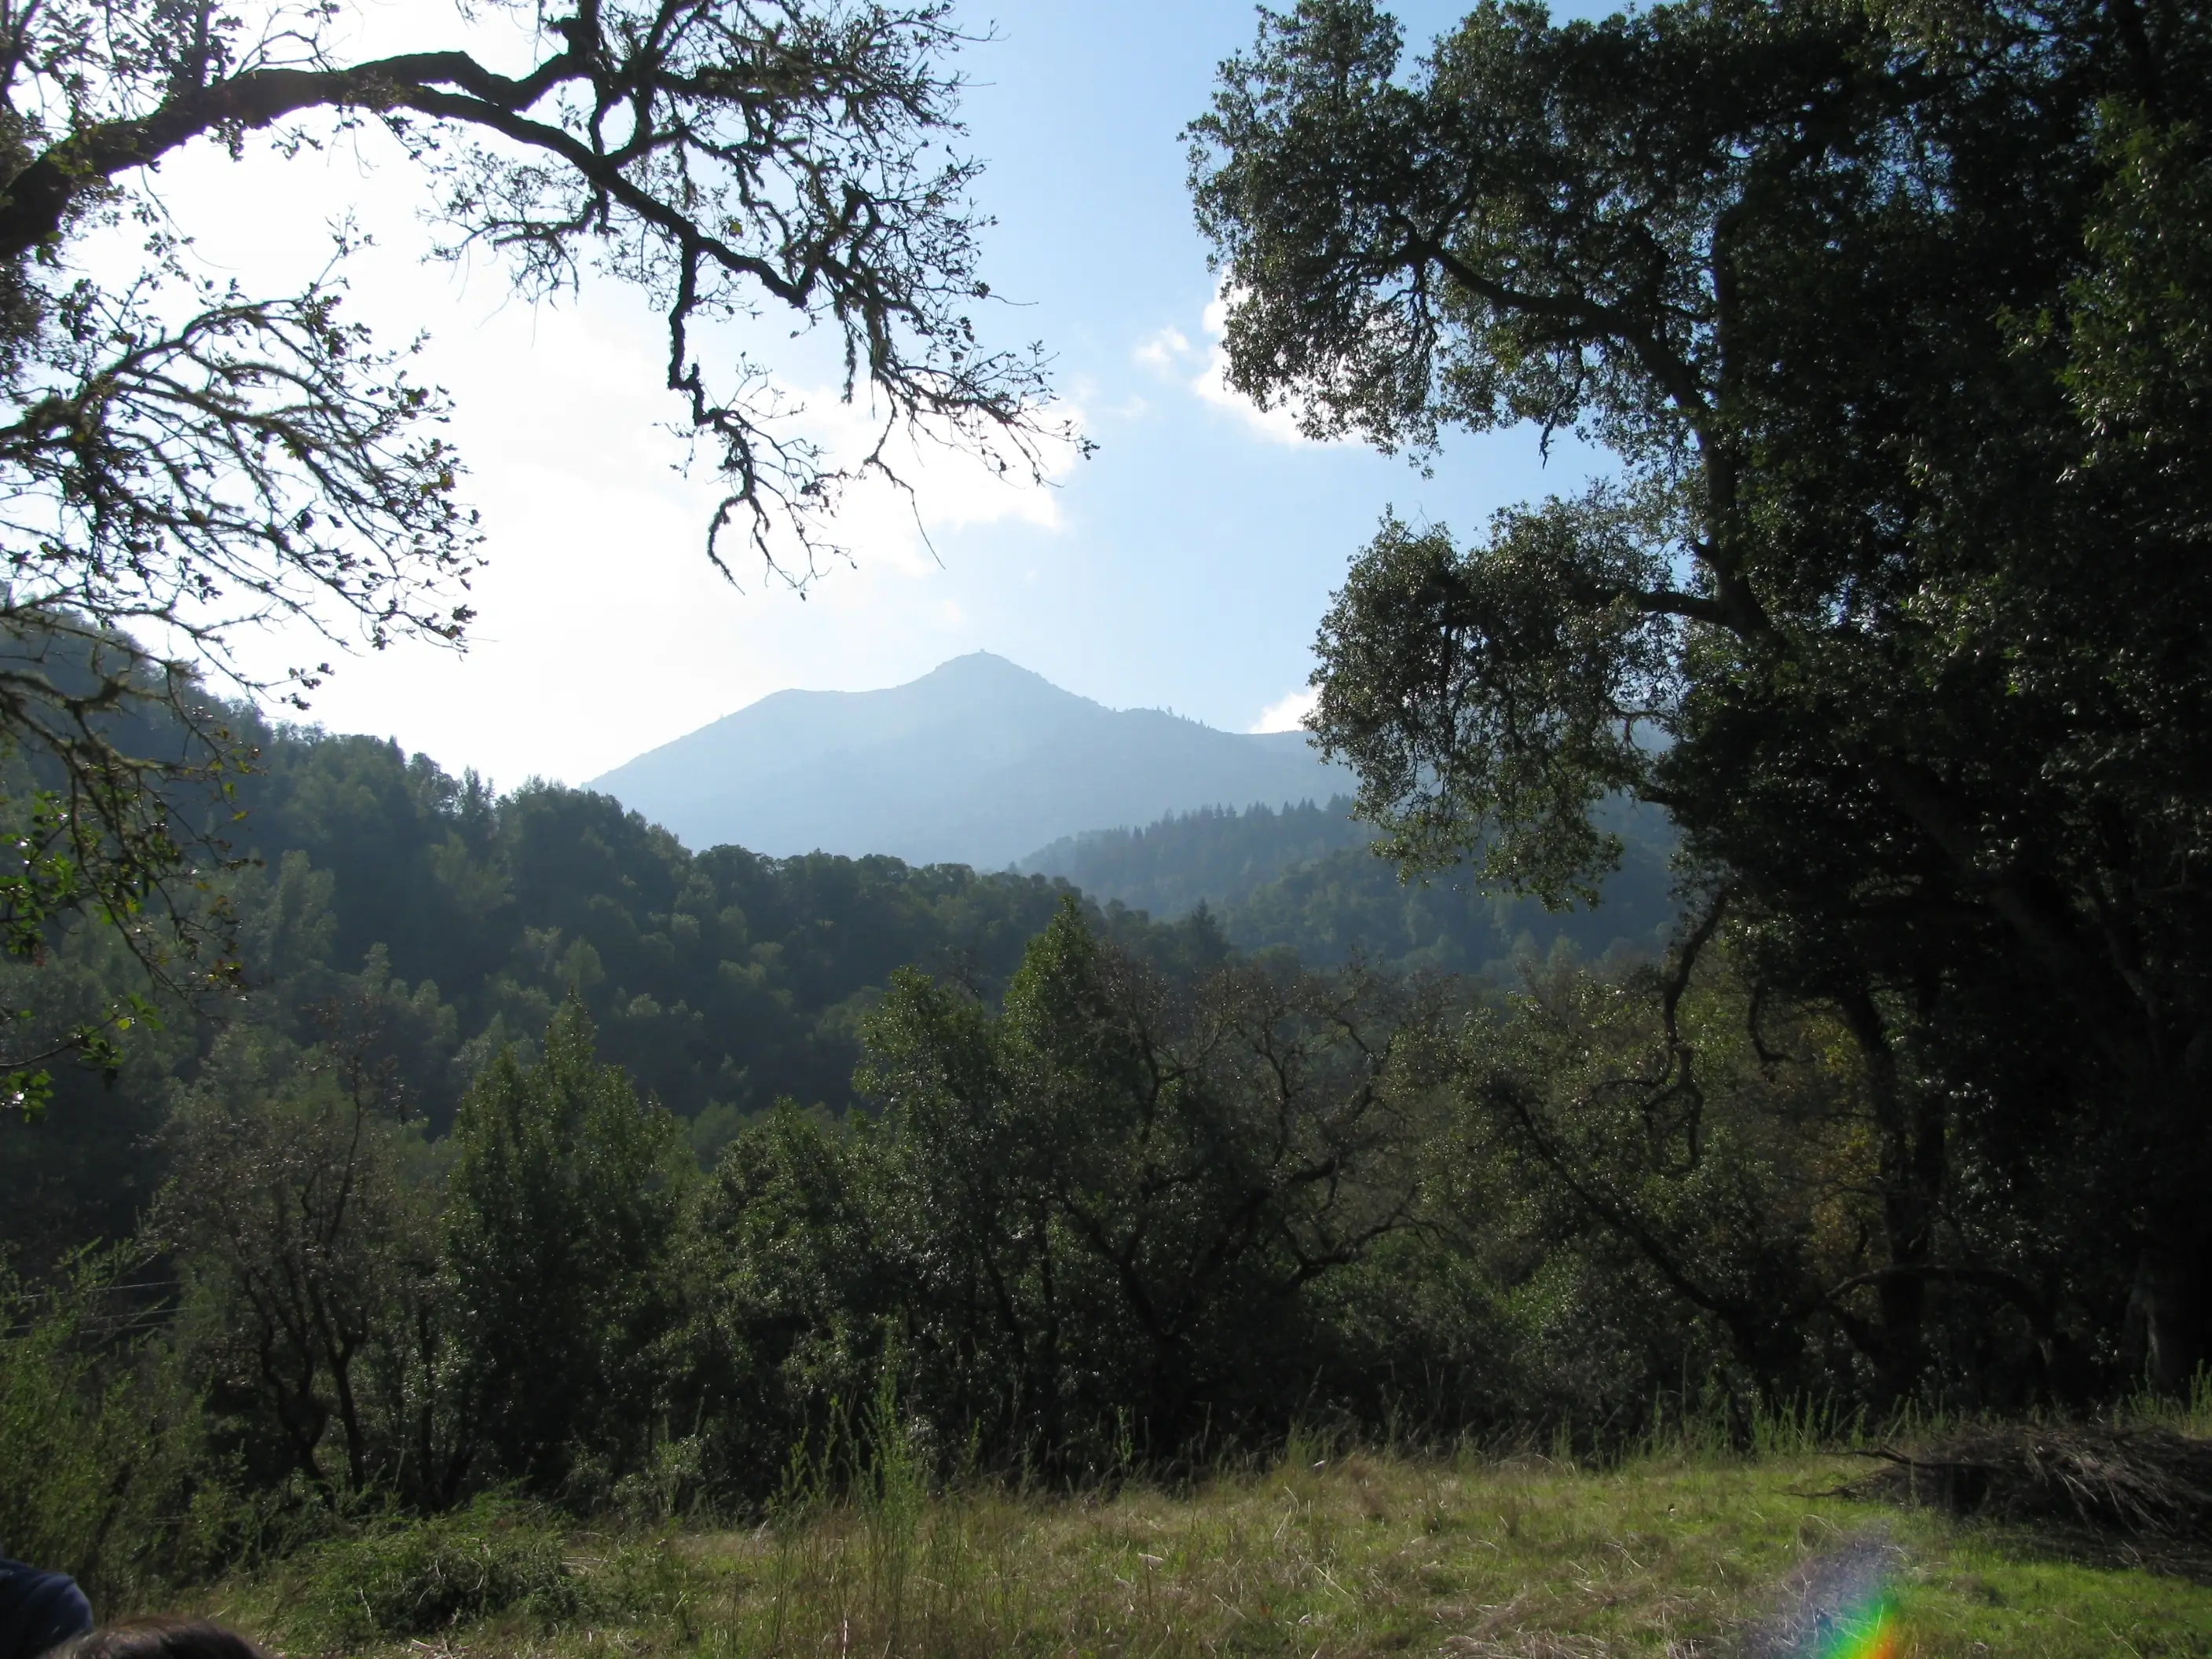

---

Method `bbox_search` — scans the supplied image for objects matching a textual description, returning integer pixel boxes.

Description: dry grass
[1847,1423,2212,1542]
[204,1444,2212,1659]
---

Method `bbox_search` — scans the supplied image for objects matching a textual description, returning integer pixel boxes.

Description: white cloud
[1250,685,1319,734]
[1190,288,1328,446]
[767,384,1086,579]
[1133,326,1191,372]
[1133,302,1324,442]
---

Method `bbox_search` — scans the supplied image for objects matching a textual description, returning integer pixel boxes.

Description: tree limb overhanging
[0,0,1067,1109]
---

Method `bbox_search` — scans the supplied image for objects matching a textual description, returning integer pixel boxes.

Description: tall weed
[753,1361,1013,1659]
[2122,1364,2212,1438]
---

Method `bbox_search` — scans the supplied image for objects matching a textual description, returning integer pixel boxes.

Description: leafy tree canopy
[1191,0,2212,1385]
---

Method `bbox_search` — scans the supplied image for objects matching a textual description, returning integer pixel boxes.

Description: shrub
[0,1251,211,1604]
[290,1499,577,1645]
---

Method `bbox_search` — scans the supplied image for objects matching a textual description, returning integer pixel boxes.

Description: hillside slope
[1024,794,1683,972]
[1222,832,1679,975]
[589,653,1353,867]
[1018,796,1375,914]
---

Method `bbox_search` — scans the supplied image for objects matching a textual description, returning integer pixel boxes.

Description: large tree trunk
[2127,1204,2210,1395]
[2122,1054,2212,1393]
[1840,989,1945,1407]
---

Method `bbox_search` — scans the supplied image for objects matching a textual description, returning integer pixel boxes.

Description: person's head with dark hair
[0,1559,92,1659]
[46,1621,267,1659]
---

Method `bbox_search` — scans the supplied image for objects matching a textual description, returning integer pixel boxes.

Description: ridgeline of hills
[1023,795,1679,978]
[1018,797,1378,913]
[589,652,1356,869]
[588,650,1681,976]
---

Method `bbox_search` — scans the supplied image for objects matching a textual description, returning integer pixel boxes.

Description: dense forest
[1020,797,1379,912]
[3,728,1675,1266]
[1024,795,1680,973]
[0,682,2152,1585]
[0,721,1088,1260]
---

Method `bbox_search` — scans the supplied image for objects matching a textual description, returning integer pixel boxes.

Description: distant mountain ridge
[1020,796,1377,915]
[589,653,1354,869]
[1023,794,1683,976]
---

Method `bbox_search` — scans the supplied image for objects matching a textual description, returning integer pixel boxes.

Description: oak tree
[1192,0,2212,1390]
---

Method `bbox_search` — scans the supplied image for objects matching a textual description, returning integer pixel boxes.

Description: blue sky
[155,0,1613,787]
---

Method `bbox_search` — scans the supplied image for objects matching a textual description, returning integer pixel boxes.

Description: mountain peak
[893,651,1104,719]
[589,655,1350,867]
[921,650,1041,679]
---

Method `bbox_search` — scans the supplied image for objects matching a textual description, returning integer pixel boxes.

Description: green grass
[196,1448,2212,1658]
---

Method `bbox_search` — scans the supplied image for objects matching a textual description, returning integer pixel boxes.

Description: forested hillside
[0,722,1084,1261]
[1019,797,1375,911]
[0,710,1695,1328]
[1024,795,1683,973]
[25,712,1624,1263]
[227,727,1093,1126]
[1224,830,1677,974]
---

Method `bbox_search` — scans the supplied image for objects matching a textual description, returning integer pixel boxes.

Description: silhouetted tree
[1192,0,2212,1389]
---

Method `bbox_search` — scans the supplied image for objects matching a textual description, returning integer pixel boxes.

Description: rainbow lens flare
[1761,1536,1907,1659]
[1811,1591,1900,1659]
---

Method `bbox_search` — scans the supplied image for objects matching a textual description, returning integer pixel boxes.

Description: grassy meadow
[189,1438,2212,1659]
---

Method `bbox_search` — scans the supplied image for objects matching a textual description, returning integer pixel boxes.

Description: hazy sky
[141,0,1610,786]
